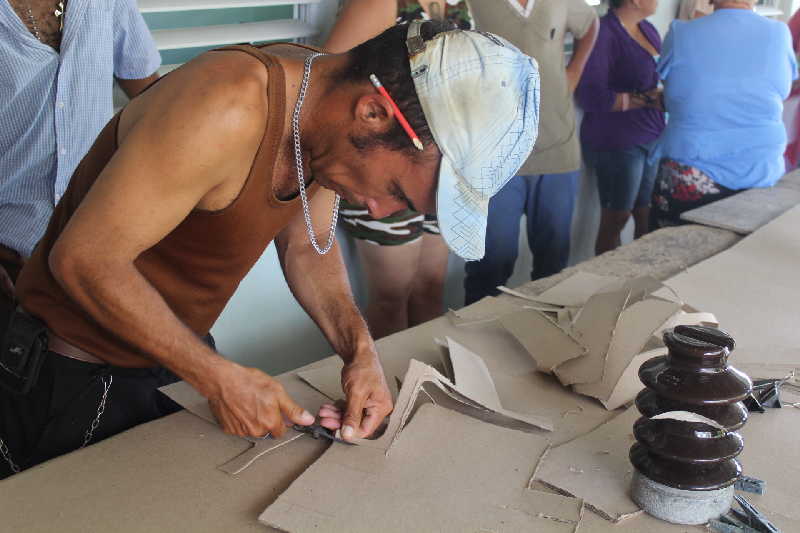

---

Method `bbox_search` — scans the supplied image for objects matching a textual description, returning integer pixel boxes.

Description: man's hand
[319,356,392,442]
[207,362,315,439]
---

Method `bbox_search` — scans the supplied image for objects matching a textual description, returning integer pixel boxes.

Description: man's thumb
[282,398,314,426]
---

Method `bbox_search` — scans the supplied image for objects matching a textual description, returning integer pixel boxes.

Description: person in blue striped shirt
[0,0,161,293]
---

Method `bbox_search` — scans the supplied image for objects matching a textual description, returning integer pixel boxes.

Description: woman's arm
[324,0,397,53]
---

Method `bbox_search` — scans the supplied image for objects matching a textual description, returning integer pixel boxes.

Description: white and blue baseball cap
[407,21,540,261]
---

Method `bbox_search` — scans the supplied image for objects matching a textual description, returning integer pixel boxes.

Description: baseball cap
[406,21,540,261]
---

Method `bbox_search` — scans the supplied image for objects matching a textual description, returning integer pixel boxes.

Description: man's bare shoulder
[122,50,271,148]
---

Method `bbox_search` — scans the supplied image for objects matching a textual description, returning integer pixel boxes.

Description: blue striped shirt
[0,0,160,257]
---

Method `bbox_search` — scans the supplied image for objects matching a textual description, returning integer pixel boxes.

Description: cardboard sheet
[661,205,800,369]
[159,378,323,474]
[573,298,681,407]
[260,403,580,533]
[535,406,642,523]
[501,309,587,373]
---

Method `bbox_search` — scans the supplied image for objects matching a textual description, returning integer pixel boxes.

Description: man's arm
[275,188,393,441]
[48,72,313,439]
[324,0,397,53]
[113,0,162,99]
[117,72,160,99]
[566,15,599,94]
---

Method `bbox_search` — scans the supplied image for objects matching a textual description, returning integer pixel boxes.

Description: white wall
[212,0,683,374]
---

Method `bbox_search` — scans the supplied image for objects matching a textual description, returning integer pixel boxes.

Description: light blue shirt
[0,0,160,257]
[653,8,798,190]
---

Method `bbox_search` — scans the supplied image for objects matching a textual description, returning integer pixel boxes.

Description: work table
[3,202,798,532]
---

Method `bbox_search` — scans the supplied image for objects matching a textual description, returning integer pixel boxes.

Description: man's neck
[295,54,351,161]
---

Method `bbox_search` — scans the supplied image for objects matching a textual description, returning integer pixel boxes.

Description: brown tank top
[16,44,319,368]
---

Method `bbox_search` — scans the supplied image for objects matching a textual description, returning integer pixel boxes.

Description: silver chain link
[0,374,112,476]
[292,52,341,255]
[1,436,20,474]
[22,1,41,39]
[82,375,112,447]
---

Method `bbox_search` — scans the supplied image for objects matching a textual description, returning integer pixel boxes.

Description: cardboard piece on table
[159,380,309,474]
[497,286,566,310]
[260,403,579,533]
[297,360,345,401]
[501,309,587,374]
[573,298,681,406]
[444,337,554,431]
[530,272,621,307]
[446,296,529,327]
[555,288,630,386]
[535,406,642,523]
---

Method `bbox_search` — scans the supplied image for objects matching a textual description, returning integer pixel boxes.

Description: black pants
[0,352,182,479]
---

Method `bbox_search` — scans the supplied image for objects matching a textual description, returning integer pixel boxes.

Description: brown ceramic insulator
[634,388,749,431]
[633,417,744,463]
[630,326,752,492]
[630,443,742,491]
[639,325,752,406]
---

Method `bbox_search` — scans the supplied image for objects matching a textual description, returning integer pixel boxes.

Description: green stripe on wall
[143,5,295,64]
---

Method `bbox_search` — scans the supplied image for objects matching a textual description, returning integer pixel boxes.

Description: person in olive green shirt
[464,0,598,305]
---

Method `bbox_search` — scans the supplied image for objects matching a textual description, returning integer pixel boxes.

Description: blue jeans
[463,171,579,305]
[584,142,658,211]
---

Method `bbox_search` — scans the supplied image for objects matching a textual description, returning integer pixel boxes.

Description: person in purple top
[576,0,665,254]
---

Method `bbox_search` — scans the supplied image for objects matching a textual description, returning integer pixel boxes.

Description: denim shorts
[584,142,659,211]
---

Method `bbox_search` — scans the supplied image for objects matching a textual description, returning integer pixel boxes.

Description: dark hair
[334,21,454,155]
[609,0,625,8]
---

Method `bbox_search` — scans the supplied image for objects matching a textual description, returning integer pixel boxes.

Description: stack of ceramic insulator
[630,325,752,500]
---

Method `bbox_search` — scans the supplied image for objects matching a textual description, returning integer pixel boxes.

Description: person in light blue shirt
[0,0,160,289]
[651,0,798,227]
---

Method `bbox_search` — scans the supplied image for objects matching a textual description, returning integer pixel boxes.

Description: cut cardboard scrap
[535,406,642,523]
[446,295,529,327]
[651,411,726,430]
[494,274,712,411]
[573,298,681,409]
[555,288,630,386]
[501,309,587,374]
[531,272,621,307]
[444,337,554,431]
[260,402,578,533]
[497,285,566,310]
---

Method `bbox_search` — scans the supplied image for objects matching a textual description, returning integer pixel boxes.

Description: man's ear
[354,93,394,134]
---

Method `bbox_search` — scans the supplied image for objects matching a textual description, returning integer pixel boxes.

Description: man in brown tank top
[1,20,541,477]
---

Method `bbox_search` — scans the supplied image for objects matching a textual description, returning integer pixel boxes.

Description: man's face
[310,142,442,219]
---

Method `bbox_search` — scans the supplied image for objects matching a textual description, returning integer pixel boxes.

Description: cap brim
[436,155,489,261]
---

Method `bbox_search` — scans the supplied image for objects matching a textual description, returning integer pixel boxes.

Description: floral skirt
[652,158,738,228]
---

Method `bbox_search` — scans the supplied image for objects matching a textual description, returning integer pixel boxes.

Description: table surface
[2,221,795,533]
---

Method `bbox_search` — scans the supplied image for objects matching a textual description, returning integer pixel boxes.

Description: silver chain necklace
[292,53,340,255]
[22,1,67,40]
